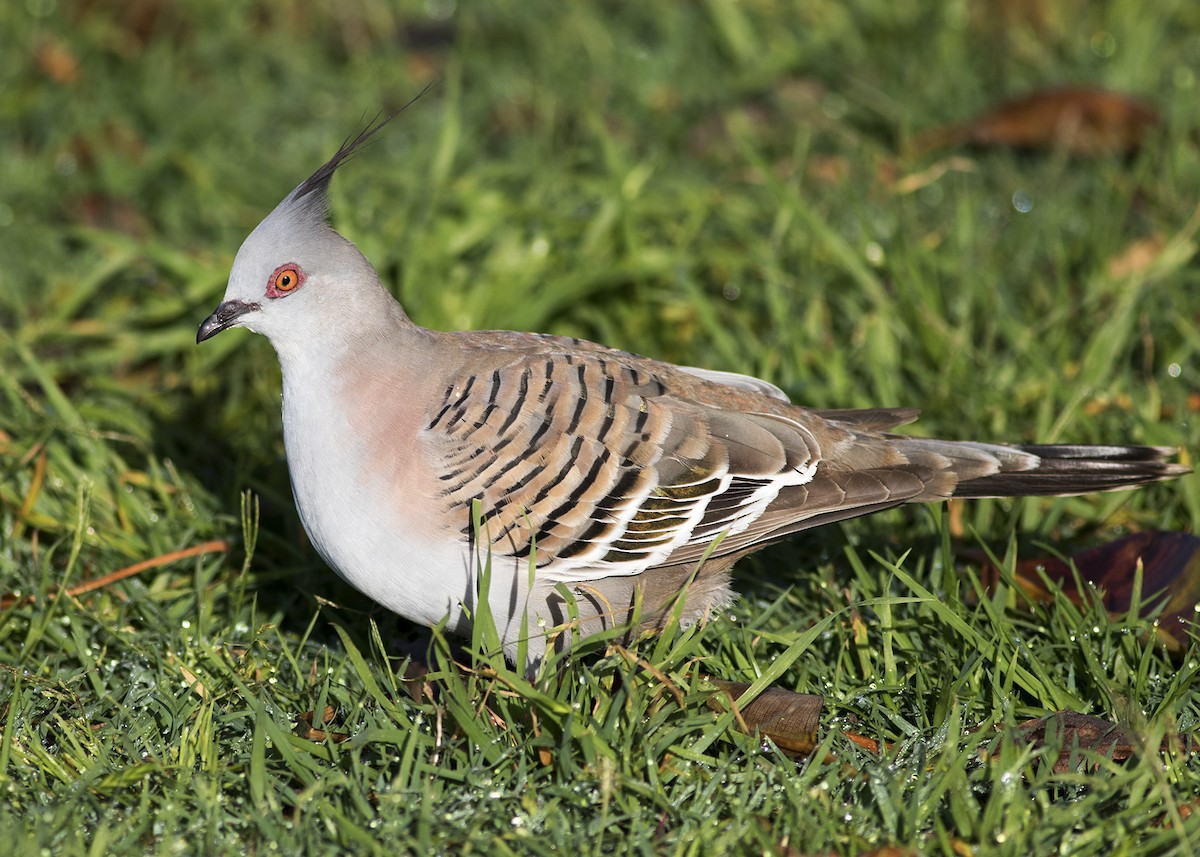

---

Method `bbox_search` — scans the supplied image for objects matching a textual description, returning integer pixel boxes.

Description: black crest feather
[287,81,440,206]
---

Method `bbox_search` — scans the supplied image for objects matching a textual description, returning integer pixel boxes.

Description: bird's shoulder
[424,328,920,435]
[432,328,799,415]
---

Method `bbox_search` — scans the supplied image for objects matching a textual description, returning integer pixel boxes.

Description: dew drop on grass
[821,94,848,119]
[426,0,457,22]
[1090,30,1117,58]
[1169,363,1182,378]
[54,152,77,176]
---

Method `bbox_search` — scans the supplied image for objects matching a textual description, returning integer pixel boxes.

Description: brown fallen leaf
[991,531,1200,652]
[178,664,207,699]
[13,447,47,538]
[841,730,884,754]
[986,710,1194,774]
[1153,797,1200,829]
[35,39,79,85]
[1107,234,1166,279]
[1083,392,1133,417]
[707,680,823,757]
[297,706,351,743]
[1086,376,1200,421]
[916,86,1158,156]
[402,658,436,704]
[1012,711,1137,772]
[807,154,851,187]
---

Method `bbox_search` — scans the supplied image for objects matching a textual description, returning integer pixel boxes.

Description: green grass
[3,0,1200,853]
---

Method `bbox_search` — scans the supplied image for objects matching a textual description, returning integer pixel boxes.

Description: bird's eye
[267,264,305,298]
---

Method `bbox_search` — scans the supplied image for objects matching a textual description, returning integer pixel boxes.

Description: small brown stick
[1,539,230,608]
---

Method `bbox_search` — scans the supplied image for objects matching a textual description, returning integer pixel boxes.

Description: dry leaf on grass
[1107,235,1166,279]
[297,706,351,743]
[707,680,824,757]
[916,86,1158,156]
[987,710,1194,774]
[35,39,79,85]
[980,531,1200,652]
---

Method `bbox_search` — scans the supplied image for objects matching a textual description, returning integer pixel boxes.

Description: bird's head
[197,94,430,352]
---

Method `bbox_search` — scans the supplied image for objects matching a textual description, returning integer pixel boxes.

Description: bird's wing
[673,365,792,402]
[419,347,929,579]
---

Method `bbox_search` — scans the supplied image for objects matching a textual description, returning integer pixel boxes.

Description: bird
[197,109,1188,662]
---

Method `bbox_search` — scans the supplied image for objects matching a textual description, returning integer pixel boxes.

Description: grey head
[197,88,434,355]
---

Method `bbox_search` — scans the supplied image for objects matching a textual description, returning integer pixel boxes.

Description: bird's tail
[897,440,1189,500]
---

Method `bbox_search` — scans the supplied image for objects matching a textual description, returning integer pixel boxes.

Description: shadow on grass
[151,382,433,656]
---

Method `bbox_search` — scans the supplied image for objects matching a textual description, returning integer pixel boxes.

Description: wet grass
[2,0,1200,853]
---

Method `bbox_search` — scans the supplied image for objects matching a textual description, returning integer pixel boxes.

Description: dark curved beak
[197,300,259,344]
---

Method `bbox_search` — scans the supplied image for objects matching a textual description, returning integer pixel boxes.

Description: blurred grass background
[2,0,1200,853]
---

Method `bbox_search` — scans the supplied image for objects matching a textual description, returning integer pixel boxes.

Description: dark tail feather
[951,444,1189,498]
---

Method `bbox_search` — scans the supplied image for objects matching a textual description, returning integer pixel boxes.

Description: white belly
[278,374,473,630]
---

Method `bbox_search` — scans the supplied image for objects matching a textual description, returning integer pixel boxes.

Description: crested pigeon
[197,112,1188,660]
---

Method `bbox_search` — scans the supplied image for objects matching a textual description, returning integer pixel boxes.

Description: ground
[1,1,1199,854]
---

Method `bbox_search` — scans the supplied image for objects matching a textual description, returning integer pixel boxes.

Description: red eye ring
[267,263,305,298]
